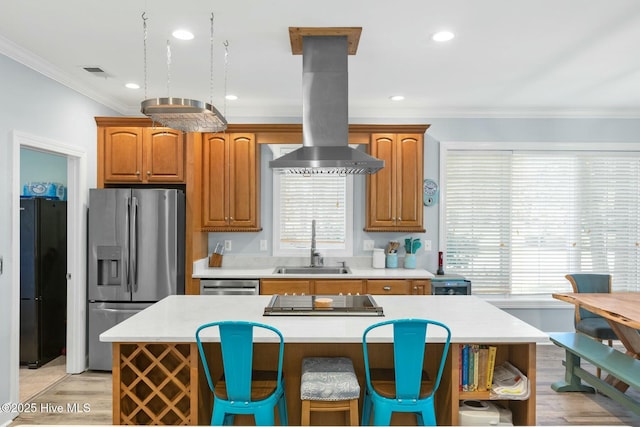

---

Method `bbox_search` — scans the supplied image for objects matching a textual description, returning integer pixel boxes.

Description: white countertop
[192,258,435,279]
[100,294,548,344]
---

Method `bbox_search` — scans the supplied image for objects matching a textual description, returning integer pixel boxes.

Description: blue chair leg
[361,390,372,426]
[253,405,276,426]
[211,405,226,425]
[419,408,436,426]
[372,400,393,426]
[277,392,288,425]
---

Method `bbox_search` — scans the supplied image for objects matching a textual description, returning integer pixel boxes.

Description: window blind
[279,174,347,248]
[271,145,352,255]
[443,149,640,294]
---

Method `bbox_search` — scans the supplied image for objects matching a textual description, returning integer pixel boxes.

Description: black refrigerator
[20,197,67,368]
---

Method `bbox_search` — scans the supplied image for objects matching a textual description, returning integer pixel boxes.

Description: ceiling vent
[83,66,110,78]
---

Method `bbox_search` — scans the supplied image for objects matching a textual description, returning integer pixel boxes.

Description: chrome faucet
[310,219,322,267]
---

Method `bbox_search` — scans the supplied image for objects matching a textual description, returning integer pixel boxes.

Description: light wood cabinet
[101,126,185,184]
[366,279,430,295]
[260,278,426,295]
[314,280,365,295]
[260,279,311,295]
[202,133,261,231]
[365,133,424,232]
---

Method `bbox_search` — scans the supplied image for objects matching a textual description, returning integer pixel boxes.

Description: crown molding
[0,34,127,114]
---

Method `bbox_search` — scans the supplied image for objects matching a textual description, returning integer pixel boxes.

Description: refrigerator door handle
[123,195,131,292]
[131,196,138,293]
[99,308,146,314]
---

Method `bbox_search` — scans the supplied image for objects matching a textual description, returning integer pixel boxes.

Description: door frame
[10,131,87,404]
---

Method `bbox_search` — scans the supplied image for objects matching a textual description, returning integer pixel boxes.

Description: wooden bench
[549,332,640,415]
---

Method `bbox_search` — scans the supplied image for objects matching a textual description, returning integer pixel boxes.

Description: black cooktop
[263,294,384,316]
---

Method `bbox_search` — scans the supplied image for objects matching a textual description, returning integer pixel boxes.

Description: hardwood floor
[9,344,640,426]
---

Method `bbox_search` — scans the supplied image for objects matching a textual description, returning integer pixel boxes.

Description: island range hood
[269,27,384,175]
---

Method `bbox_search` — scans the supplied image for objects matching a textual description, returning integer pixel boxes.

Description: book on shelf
[486,345,497,390]
[459,344,498,393]
[477,345,489,392]
[471,344,479,392]
[461,344,469,391]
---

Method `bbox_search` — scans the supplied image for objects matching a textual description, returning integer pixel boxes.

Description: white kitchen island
[101,294,548,425]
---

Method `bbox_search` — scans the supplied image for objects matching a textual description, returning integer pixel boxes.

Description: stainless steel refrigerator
[87,188,185,370]
[20,198,67,368]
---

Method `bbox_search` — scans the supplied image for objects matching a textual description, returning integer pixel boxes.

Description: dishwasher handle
[200,279,260,295]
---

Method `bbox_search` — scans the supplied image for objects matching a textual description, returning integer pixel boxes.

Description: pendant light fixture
[140,12,228,133]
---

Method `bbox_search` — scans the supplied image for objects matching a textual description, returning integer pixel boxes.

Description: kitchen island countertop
[100,294,547,344]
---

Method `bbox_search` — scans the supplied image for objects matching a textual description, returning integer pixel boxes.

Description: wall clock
[423,178,439,206]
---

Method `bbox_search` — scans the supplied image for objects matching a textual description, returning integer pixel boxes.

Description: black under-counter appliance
[431,274,471,295]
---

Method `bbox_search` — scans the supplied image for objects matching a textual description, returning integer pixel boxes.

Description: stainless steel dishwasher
[200,279,260,295]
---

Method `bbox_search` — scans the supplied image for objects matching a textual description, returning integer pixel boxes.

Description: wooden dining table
[552,292,640,391]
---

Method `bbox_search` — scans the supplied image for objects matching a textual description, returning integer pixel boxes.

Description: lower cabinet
[260,278,430,295]
[260,279,312,295]
[315,280,365,295]
[366,279,430,295]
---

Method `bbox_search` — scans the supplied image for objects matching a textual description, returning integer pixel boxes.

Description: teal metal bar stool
[195,320,288,426]
[361,318,451,426]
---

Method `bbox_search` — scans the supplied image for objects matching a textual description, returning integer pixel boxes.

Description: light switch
[363,240,375,251]
[224,240,232,251]
[424,240,432,251]
[260,240,268,251]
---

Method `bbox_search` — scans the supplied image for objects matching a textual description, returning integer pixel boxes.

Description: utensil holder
[209,253,223,267]
[404,254,416,269]
[386,253,398,268]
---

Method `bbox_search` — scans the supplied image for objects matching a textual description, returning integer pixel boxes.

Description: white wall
[0,53,118,425]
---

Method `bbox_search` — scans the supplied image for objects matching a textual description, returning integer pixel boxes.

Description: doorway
[10,131,87,405]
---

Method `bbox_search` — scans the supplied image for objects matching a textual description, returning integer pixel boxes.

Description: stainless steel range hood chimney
[269,27,384,175]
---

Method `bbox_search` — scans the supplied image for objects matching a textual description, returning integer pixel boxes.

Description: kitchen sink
[273,266,351,275]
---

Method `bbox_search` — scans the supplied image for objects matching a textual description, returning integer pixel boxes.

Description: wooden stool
[300,357,360,426]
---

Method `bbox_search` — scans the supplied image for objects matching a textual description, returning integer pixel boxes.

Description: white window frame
[439,141,640,295]
[271,145,354,258]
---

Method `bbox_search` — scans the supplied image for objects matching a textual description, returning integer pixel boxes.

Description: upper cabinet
[202,133,261,231]
[99,126,185,184]
[365,133,425,232]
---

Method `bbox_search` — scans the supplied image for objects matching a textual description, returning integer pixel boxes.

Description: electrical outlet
[224,240,232,251]
[424,240,432,251]
[260,240,268,251]
[363,240,375,251]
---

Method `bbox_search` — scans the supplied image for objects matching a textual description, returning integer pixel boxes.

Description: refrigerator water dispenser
[97,246,122,285]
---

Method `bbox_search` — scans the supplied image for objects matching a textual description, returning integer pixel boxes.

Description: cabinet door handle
[146,171,151,176]
[398,217,402,222]
[135,171,140,175]
[383,286,391,291]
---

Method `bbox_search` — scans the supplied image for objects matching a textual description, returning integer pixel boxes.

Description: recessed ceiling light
[225,94,238,101]
[125,83,140,89]
[389,95,405,102]
[432,31,455,42]
[172,29,194,40]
